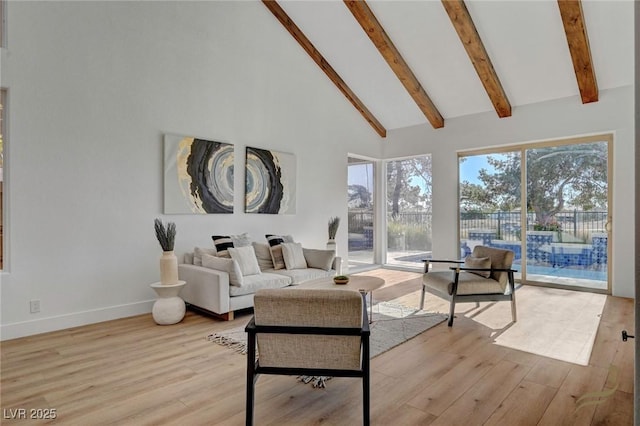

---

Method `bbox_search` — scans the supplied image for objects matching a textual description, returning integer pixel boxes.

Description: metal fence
[349,209,607,243]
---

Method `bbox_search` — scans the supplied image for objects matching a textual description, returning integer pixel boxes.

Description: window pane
[348,158,374,270]
[385,155,432,268]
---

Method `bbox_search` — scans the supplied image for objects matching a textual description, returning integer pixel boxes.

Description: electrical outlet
[30,300,40,313]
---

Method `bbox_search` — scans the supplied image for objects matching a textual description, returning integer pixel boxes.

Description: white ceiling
[276,0,635,132]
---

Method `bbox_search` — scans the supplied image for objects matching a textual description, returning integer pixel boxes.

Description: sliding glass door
[459,135,611,292]
[348,157,375,270]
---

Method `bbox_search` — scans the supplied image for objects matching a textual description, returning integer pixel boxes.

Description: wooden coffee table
[300,275,385,322]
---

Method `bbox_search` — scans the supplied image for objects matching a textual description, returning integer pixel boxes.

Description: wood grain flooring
[0,269,633,425]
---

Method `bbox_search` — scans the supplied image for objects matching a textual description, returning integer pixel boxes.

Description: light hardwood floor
[1,269,634,425]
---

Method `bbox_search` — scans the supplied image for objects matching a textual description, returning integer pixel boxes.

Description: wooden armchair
[245,288,370,425]
[421,245,517,327]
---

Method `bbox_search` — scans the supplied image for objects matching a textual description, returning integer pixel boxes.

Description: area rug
[207,300,446,386]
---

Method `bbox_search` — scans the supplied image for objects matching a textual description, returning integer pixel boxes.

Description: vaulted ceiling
[265,0,634,137]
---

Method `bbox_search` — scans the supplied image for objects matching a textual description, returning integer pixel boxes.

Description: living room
[0,1,637,424]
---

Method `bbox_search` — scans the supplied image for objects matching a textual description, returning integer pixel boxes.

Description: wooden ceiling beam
[262,0,387,137]
[557,0,598,103]
[344,0,444,129]
[442,0,511,118]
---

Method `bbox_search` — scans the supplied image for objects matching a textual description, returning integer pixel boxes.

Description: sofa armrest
[178,264,230,315]
[333,256,343,275]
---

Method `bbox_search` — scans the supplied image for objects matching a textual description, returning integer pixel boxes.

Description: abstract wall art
[245,147,296,214]
[164,134,234,214]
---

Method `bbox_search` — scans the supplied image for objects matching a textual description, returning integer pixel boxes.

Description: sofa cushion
[202,254,244,286]
[464,255,491,278]
[212,235,233,258]
[194,247,217,266]
[229,272,292,297]
[252,242,274,271]
[266,267,334,285]
[282,242,308,270]
[269,245,286,270]
[303,248,335,271]
[229,246,261,276]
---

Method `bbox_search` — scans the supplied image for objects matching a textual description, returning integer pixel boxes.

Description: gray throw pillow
[303,248,336,271]
[464,255,492,278]
[252,242,274,270]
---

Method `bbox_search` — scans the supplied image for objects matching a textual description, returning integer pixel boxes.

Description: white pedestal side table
[150,281,186,325]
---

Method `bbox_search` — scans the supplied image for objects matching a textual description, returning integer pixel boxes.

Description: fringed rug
[207,300,446,387]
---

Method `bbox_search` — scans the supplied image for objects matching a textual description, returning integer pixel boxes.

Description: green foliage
[154,218,176,251]
[386,157,432,218]
[387,221,432,251]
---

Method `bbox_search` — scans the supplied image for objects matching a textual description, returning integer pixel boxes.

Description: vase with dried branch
[327,216,340,252]
[154,218,178,285]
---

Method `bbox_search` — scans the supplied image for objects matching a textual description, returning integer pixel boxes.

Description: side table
[150,281,186,325]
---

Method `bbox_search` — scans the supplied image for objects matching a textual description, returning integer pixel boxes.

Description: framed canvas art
[164,134,234,214]
[245,147,296,214]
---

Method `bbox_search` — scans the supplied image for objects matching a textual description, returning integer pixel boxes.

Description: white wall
[383,86,635,298]
[0,1,383,339]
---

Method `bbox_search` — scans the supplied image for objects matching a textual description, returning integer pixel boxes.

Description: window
[458,135,611,293]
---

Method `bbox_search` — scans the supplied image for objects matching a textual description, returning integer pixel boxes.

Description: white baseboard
[0,300,155,341]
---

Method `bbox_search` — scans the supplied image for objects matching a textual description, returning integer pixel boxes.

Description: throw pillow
[464,255,492,278]
[194,247,217,266]
[230,232,251,247]
[265,234,295,246]
[269,245,286,270]
[265,234,285,247]
[252,242,275,270]
[212,235,233,258]
[303,248,335,271]
[281,242,308,270]
[228,246,261,276]
[201,254,244,286]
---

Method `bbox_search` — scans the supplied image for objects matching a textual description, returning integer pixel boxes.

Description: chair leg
[447,297,456,327]
[419,283,426,310]
[511,295,517,323]
[246,333,256,426]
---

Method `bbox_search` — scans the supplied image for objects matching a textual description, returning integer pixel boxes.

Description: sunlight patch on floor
[468,286,607,365]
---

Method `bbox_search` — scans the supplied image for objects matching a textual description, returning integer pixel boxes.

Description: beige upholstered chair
[421,245,517,327]
[245,288,370,426]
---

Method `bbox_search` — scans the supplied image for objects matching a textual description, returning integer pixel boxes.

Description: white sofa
[179,241,341,320]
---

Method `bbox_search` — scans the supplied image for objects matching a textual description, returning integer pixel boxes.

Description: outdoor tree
[464,143,607,226]
[386,156,432,218]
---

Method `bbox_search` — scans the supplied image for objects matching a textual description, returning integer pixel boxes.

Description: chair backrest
[253,288,363,370]
[472,246,514,289]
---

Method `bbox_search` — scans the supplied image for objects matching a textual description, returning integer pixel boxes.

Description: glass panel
[348,158,374,270]
[525,142,608,290]
[459,152,522,277]
[385,156,432,268]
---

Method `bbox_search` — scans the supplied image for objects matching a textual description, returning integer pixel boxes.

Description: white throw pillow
[230,232,252,247]
[281,242,308,270]
[201,254,244,286]
[229,246,262,276]
[194,247,217,266]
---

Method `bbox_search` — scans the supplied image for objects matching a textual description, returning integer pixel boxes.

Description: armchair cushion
[464,255,492,278]
[253,288,363,370]
[471,245,514,287]
[424,270,505,296]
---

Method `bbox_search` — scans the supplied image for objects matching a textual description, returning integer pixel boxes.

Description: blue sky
[459,155,491,184]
